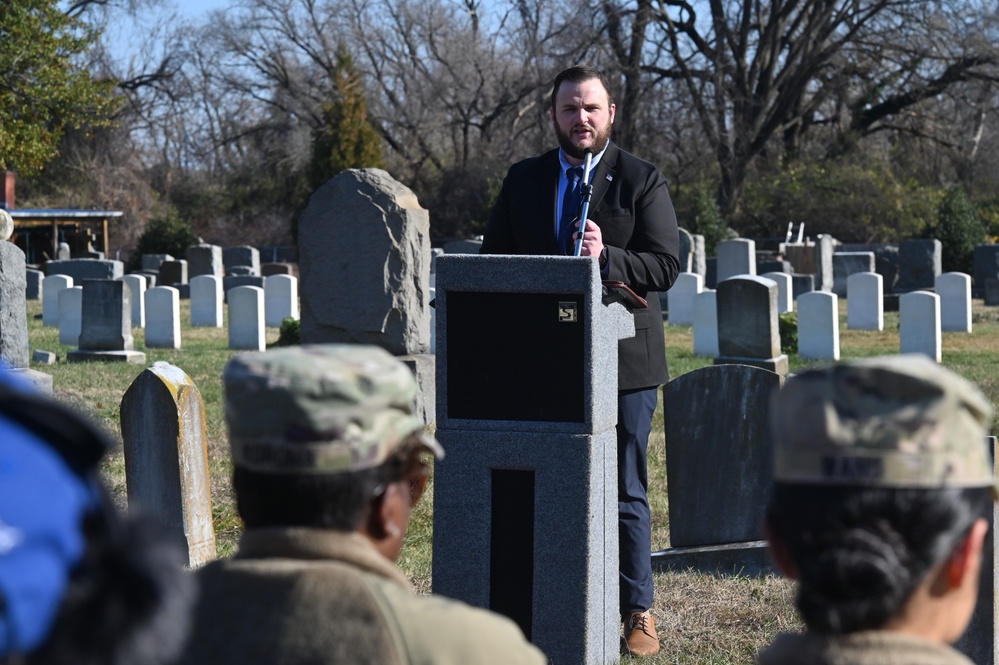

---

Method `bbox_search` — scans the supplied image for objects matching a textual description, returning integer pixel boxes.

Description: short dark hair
[766,484,990,635]
[234,439,419,530]
[550,66,614,109]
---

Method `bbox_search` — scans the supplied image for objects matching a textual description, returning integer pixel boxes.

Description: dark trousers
[618,386,658,615]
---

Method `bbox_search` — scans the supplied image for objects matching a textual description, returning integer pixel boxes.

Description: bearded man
[480,64,680,657]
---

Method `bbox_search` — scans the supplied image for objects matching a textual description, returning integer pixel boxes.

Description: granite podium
[432,254,635,665]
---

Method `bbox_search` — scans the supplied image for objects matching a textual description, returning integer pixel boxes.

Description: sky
[174,0,231,17]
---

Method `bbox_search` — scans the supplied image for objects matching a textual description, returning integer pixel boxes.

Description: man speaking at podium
[480,65,680,657]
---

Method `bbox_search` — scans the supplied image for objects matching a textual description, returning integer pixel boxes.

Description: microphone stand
[573,150,594,257]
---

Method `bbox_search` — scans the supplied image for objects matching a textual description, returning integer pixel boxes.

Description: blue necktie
[558,166,583,255]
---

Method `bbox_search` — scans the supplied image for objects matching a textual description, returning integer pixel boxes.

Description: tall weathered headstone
[0,238,29,368]
[677,227,694,273]
[42,274,73,327]
[936,272,972,333]
[120,362,217,567]
[814,235,836,292]
[298,169,430,355]
[141,253,174,272]
[186,243,224,280]
[714,276,788,376]
[68,280,145,363]
[900,291,941,362]
[797,291,840,361]
[847,272,884,331]
[145,286,181,349]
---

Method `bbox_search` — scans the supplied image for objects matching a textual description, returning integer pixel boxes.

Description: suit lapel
[588,142,618,213]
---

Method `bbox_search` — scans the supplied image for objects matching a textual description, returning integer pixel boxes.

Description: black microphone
[573,149,595,257]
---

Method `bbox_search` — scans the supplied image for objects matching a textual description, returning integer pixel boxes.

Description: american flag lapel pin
[606,174,613,182]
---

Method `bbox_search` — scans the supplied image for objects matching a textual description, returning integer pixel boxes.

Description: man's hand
[574,219,605,263]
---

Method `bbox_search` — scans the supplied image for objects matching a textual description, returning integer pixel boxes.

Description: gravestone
[936,272,972,333]
[847,272,884,331]
[223,245,260,276]
[667,273,702,326]
[58,286,83,346]
[654,364,783,575]
[159,259,188,287]
[25,269,43,300]
[973,245,999,298]
[134,271,158,288]
[261,262,296,277]
[900,291,941,362]
[186,243,224,280]
[896,239,941,293]
[222,275,264,302]
[797,291,839,361]
[44,258,123,282]
[716,238,756,282]
[299,169,431,356]
[141,253,173,272]
[691,233,707,277]
[692,289,718,357]
[790,273,814,300]
[0,209,11,241]
[120,362,217,567]
[228,285,264,350]
[677,227,694,272]
[840,243,900,294]
[123,274,146,328]
[761,272,792,313]
[56,242,70,260]
[758,260,792,275]
[714,276,788,376]
[0,241,29,368]
[433,255,632,664]
[814,235,835,292]
[227,265,255,276]
[42,274,73,327]
[442,239,482,254]
[32,350,56,365]
[68,280,145,363]
[832,252,875,298]
[264,275,299,327]
[145,287,181,349]
[987,279,999,307]
[190,275,223,328]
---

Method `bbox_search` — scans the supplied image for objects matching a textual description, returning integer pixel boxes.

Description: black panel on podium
[446,291,585,422]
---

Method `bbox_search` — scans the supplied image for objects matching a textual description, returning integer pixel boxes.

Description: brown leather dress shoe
[623,610,660,657]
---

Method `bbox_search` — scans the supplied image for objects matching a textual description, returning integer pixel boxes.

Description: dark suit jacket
[480,142,680,390]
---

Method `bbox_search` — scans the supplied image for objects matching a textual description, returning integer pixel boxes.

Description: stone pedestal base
[651,541,774,578]
[9,368,53,394]
[714,354,788,378]
[68,349,147,364]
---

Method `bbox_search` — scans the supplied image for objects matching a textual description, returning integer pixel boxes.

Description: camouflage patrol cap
[771,354,997,496]
[223,344,442,475]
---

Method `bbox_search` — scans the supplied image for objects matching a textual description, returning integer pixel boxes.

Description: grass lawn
[22,298,999,664]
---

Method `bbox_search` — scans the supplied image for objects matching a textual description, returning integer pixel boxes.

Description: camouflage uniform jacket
[178,528,547,665]
[758,630,973,665]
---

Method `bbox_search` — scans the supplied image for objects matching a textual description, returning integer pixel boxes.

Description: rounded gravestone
[0,209,12,241]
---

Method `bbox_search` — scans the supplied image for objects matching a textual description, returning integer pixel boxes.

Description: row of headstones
[42,276,297,355]
[674,273,970,363]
